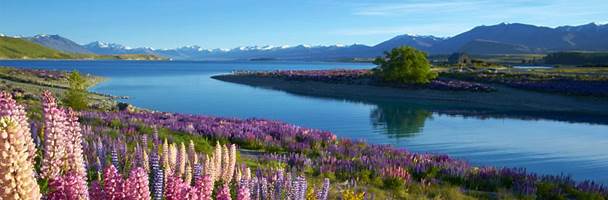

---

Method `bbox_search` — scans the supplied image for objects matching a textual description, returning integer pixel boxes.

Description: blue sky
[1,0,607,49]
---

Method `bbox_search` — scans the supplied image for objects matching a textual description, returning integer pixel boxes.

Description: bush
[373,46,437,84]
[62,70,89,110]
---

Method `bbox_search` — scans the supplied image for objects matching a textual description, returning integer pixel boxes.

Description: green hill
[0,36,166,60]
[0,36,79,59]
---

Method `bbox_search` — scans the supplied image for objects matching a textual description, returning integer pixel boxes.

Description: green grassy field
[0,36,165,60]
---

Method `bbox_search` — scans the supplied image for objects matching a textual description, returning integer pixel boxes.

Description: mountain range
[14,22,608,60]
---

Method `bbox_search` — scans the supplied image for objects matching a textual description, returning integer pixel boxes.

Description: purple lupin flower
[316,178,330,200]
[89,180,105,200]
[111,147,120,169]
[150,151,164,200]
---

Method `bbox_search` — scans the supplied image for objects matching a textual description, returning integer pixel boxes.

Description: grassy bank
[0,36,166,60]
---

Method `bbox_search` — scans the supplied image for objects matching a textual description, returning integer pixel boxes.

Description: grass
[0,36,166,60]
[0,66,115,111]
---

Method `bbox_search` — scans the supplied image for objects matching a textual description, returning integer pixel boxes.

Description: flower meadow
[2,89,608,199]
[1,91,332,200]
[81,107,608,199]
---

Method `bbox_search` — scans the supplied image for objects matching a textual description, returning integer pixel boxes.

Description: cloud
[352,0,488,16]
[330,23,471,37]
[350,0,607,19]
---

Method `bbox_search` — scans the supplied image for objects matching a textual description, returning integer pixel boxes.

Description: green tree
[373,46,437,84]
[63,70,89,110]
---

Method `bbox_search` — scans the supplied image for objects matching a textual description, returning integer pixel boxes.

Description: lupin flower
[64,108,90,197]
[149,151,164,200]
[142,149,150,173]
[89,180,105,200]
[189,140,198,165]
[162,138,171,173]
[0,117,41,200]
[47,171,89,200]
[216,183,232,200]
[169,143,178,173]
[111,148,120,169]
[237,179,251,200]
[228,144,237,182]
[316,178,330,200]
[103,164,124,200]
[0,92,37,164]
[165,176,194,200]
[193,174,213,200]
[124,167,151,200]
[193,163,203,184]
[184,162,193,185]
[41,91,68,180]
[177,142,186,177]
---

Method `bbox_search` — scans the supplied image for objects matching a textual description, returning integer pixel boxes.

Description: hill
[0,36,77,59]
[26,34,93,54]
[0,36,166,60]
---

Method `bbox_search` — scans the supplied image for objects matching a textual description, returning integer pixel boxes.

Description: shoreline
[212,74,608,124]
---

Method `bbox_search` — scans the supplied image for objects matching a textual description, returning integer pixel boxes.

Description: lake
[2,60,608,183]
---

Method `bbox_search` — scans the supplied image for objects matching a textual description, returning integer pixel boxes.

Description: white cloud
[331,23,471,37]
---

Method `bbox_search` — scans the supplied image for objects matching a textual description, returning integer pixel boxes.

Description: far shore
[212,74,608,124]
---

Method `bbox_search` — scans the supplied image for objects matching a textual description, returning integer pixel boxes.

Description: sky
[1,0,607,49]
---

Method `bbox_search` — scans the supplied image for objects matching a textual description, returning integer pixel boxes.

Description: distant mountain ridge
[11,22,608,60]
[26,34,93,54]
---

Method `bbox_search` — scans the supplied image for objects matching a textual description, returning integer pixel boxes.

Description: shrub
[373,46,437,84]
[63,70,89,110]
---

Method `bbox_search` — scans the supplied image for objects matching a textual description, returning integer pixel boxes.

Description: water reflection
[370,104,432,138]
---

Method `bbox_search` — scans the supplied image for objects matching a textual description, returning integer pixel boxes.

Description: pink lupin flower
[192,174,213,200]
[165,175,192,200]
[237,179,251,200]
[124,167,151,200]
[47,171,89,200]
[64,108,90,197]
[216,183,232,200]
[40,91,68,180]
[103,164,125,200]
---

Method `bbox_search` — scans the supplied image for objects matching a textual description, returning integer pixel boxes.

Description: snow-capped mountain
[17,22,608,60]
[84,41,157,55]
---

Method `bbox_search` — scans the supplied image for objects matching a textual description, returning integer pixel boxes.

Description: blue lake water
[2,60,608,184]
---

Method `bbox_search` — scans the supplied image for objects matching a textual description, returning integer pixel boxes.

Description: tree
[373,46,437,84]
[63,70,89,110]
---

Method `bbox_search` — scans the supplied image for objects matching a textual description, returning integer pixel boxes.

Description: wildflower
[177,142,186,177]
[103,165,124,200]
[41,91,68,180]
[150,152,164,200]
[0,117,41,200]
[124,167,151,200]
[193,175,213,200]
[89,180,105,200]
[0,92,37,164]
[216,183,232,200]
[316,178,330,200]
[47,171,88,200]
[189,139,198,165]
[237,179,251,200]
